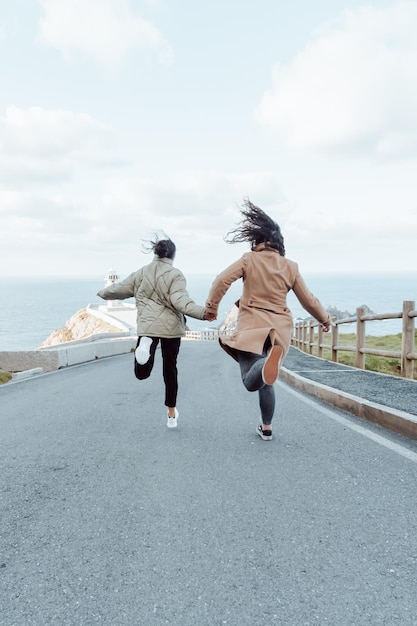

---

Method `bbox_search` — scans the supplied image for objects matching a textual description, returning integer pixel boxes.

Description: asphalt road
[1,341,417,626]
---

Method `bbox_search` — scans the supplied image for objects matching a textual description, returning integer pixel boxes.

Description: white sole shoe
[257,425,272,441]
[262,345,283,385]
[167,408,179,428]
[135,337,153,365]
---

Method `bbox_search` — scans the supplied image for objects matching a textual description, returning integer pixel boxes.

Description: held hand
[203,311,217,321]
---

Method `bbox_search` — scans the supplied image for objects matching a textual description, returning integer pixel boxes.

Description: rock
[325,304,374,320]
[38,309,121,348]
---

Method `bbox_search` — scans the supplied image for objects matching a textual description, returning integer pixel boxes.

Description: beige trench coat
[205,244,330,361]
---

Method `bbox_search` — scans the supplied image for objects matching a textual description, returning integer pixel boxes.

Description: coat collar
[252,243,279,253]
[153,255,174,265]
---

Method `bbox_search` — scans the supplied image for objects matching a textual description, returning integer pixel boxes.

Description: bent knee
[242,377,259,392]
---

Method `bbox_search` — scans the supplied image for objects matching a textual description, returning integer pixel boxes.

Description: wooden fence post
[302,320,308,353]
[309,320,314,355]
[318,324,324,358]
[331,322,338,363]
[401,300,415,379]
[356,306,366,370]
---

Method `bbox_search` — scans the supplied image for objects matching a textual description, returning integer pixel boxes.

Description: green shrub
[0,370,12,384]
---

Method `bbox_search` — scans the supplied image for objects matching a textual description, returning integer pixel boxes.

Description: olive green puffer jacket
[97,257,205,338]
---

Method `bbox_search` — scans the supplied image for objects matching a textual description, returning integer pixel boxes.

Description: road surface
[1,341,417,625]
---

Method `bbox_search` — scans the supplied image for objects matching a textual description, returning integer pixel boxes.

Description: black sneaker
[257,425,272,441]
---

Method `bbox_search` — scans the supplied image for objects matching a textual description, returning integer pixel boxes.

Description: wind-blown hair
[225,199,285,256]
[143,233,176,260]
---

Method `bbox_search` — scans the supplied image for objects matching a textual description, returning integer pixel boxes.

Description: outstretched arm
[168,273,206,320]
[97,272,137,300]
[292,272,331,330]
[205,256,246,318]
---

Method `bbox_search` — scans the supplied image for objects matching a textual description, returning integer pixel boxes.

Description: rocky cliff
[38,309,122,348]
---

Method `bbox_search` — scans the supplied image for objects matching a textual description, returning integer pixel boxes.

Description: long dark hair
[143,233,176,259]
[225,199,285,256]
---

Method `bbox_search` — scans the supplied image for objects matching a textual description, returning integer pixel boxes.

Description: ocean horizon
[0,272,416,352]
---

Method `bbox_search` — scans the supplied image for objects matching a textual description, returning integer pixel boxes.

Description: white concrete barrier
[0,337,137,373]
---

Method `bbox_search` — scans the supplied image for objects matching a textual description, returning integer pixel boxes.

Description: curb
[11,368,44,381]
[280,366,417,441]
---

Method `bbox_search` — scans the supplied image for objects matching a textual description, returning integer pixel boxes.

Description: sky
[1,0,416,278]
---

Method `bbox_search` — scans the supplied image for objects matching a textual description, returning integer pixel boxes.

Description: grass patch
[304,331,416,380]
[0,370,12,384]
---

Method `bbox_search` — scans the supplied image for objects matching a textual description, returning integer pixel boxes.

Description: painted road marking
[279,381,417,464]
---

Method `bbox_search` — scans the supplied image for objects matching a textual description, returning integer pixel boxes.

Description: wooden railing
[292,300,417,380]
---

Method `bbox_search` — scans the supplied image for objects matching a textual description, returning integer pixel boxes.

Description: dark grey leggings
[236,346,275,425]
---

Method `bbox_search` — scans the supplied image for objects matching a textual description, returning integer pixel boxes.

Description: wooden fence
[292,300,417,380]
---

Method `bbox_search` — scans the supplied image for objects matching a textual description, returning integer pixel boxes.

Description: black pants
[134,336,181,407]
[236,339,275,426]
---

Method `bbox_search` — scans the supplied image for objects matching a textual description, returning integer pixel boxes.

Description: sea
[0,273,416,352]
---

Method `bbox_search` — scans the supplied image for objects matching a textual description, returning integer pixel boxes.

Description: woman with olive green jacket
[98,237,208,429]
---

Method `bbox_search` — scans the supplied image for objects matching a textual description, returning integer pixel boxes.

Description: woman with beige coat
[205,200,331,441]
[98,236,212,429]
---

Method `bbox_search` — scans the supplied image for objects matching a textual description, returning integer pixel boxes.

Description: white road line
[279,381,417,464]
[290,369,364,373]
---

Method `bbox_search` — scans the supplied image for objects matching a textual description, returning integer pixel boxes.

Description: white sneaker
[135,337,153,365]
[167,408,179,428]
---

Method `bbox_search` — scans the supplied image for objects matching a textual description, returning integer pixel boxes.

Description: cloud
[255,1,417,160]
[99,170,286,216]
[0,188,92,237]
[284,216,417,277]
[88,171,289,270]
[0,170,288,275]
[2,165,416,276]
[37,0,172,69]
[0,106,121,184]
